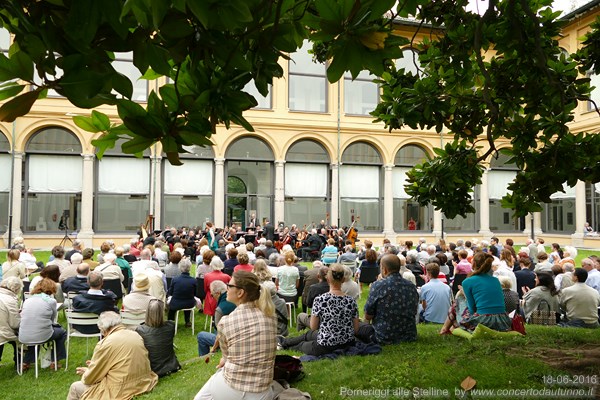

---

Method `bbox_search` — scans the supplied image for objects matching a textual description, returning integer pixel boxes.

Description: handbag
[511,304,526,335]
[529,300,557,326]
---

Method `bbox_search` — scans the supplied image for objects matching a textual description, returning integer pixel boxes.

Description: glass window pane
[396,48,420,75]
[28,155,82,192]
[96,194,149,232]
[289,75,326,112]
[25,193,81,232]
[113,60,148,102]
[0,154,10,191]
[164,160,213,195]
[342,142,381,164]
[285,197,328,227]
[542,199,576,234]
[163,195,213,228]
[344,78,378,115]
[395,145,428,166]
[393,199,431,232]
[182,145,215,159]
[340,165,379,198]
[285,164,327,197]
[243,81,271,109]
[444,200,480,232]
[289,42,325,75]
[286,140,329,163]
[227,161,272,195]
[27,127,82,153]
[0,133,9,152]
[340,199,381,231]
[0,192,7,233]
[489,200,521,231]
[226,137,273,160]
[98,157,150,194]
[590,72,600,110]
[0,28,9,52]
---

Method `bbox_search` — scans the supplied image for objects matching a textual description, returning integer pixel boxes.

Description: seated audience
[67,312,158,400]
[419,263,453,324]
[60,252,84,283]
[0,277,23,369]
[62,263,91,295]
[204,256,231,317]
[233,251,253,273]
[559,268,600,328]
[136,300,181,377]
[523,272,560,321]
[2,249,26,280]
[19,278,67,371]
[264,281,289,337]
[122,273,157,314]
[498,276,519,314]
[72,271,119,334]
[276,251,300,304]
[30,264,65,305]
[279,264,358,356]
[194,271,276,400]
[196,281,236,356]
[167,259,197,328]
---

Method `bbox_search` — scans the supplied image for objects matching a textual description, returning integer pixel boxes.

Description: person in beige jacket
[0,277,23,369]
[67,311,158,400]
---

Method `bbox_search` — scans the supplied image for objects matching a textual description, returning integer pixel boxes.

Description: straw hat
[133,273,150,291]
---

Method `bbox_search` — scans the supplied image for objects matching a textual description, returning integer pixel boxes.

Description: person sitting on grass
[67,311,158,400]
[523,272,560,322]
[459,252,511,333]
[196,280,236,357]
[358,255,419,344]
[194,271,276,400]
[296,266,330,331]
[419,262,452,324]
[136,299,181,377]
[559,268,600,328]
[278,263,359,356]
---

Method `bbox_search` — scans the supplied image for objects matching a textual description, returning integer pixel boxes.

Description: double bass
[346,218,359,247]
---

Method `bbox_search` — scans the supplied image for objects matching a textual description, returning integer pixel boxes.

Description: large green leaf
[92,110,111,131]
[0,89,42,122]
[73,115,101,133]
[122,136,156,154]
[11,51,34,81]
[117,99,146,121]
[0,83,24,101]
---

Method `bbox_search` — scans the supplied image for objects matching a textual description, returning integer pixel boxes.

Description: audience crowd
[0,223,599,399]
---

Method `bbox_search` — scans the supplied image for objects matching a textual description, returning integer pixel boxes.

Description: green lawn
[0,249,599,399]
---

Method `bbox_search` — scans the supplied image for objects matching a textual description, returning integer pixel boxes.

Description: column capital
[214,158,225,166]
[12,151,24,160]
[384,163,394,171]
[151,155,162,162]
[274,160,286,167]
[330,162,339,169]
[81,153,95,161]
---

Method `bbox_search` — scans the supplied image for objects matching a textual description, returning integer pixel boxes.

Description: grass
[0,250,599,399]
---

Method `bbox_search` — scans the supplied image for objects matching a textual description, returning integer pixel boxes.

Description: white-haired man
[68,312,158,400]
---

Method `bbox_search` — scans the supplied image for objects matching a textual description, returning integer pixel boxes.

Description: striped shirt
[218,303,277,393]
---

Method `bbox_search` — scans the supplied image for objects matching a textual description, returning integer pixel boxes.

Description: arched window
[24,127,83,232]
[289,41,327,112]
[488,153,523,232]
[340,141,382,231]
[162,145,215,227]
[95,138,151,232]
[393,145,431,231]
[225,137,274,228]
[0,133,10,233]
[285,140,330,226]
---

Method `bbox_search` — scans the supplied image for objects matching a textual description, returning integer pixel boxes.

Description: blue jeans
[197,331,217,356]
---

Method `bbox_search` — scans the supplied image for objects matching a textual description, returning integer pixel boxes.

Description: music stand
[59,210,73,247]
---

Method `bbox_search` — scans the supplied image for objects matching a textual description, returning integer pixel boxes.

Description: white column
[533,212,543,237]
[150,155,162,229]
[274,160,285,226]
[9,152,23,239]
[571,180,586,245]
[478,169,492,237]
[383,164,395,237]
[523,213,532,238]
[214,158,225,228]
[433,210,443,239]
[77,154,95,242]
[330,163,339,227]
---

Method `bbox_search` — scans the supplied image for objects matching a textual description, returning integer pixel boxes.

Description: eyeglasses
[227,284,242,289]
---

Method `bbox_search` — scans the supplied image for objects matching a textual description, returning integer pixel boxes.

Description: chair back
[321,251,339,265]
[121,310,146,327]
[358,266,380,284]
[102,279,123,300]
[65,310,101,336]
[341,261,357,277]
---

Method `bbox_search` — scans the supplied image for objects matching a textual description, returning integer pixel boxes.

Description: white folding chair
[65,311,101,370]
[204,314,214,333]
[174,307,195,335]
[121,310,146,328]
[18,340,57,378]
[285,302,296,327]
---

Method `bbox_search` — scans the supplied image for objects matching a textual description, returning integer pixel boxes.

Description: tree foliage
[1,0,600,218]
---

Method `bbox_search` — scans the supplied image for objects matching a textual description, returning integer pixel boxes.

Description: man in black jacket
[72,271,118,334]
[62,263,91,295]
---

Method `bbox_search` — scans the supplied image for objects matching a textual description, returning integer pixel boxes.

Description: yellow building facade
[1,7,600,249]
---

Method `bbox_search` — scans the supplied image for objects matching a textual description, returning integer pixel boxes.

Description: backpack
[274,355,305,383]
